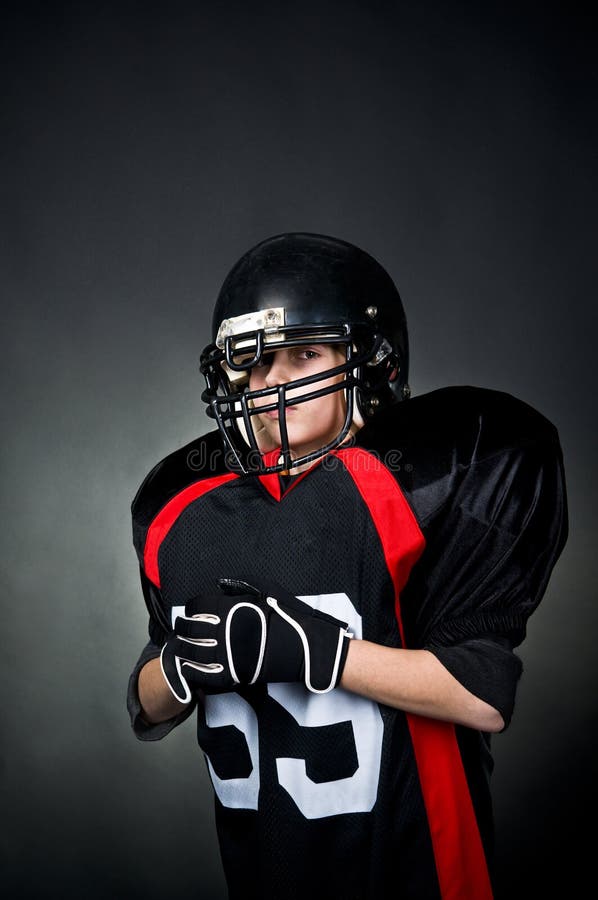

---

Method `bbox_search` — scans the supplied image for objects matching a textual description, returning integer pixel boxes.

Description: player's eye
[295,348,321,361]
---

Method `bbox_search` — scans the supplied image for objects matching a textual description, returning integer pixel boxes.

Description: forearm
[340,639,504,733]
[138,656,194,724]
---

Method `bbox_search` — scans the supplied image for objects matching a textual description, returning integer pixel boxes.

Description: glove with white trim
[160,577,353,703]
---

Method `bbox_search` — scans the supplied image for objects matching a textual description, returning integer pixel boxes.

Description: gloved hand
[160,577,353,703]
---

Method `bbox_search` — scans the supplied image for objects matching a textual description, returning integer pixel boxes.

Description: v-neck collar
[257,449,327,501]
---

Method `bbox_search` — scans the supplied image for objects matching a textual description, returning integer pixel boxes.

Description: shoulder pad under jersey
[131,428,229,558]
[355,385,562,526]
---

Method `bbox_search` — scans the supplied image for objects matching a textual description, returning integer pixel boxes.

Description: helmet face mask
[200,233,409,475]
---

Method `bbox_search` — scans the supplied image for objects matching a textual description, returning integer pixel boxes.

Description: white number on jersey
[203,593,384,819]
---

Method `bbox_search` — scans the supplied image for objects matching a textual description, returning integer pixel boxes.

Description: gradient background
[2,2,596,898]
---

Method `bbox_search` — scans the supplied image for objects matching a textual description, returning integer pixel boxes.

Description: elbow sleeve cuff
[426,637,523,728]
[127,642,196,741]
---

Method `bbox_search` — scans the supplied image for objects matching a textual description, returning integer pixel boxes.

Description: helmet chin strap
[351,383,366,431]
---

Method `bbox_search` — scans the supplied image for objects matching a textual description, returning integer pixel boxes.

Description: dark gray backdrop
[2,2,596,898]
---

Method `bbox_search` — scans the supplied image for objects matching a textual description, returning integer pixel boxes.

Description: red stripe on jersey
[143,472,238,587]
[258,449,282,500]
[335,447,424,594]
[336,447,494,900]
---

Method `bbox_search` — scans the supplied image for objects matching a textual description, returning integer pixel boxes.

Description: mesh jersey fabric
[127,385,567,900]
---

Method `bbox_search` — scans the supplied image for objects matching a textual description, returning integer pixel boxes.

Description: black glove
[160,577,353,703]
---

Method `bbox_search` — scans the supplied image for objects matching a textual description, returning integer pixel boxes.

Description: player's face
[248,344,347,466]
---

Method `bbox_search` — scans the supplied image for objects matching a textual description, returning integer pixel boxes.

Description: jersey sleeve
[127,638,197,740]
[127,567,199,740]
[127,430,226,739]
[399,392,568,727]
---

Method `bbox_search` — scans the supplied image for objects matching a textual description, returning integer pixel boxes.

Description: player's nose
[264,351,291,387]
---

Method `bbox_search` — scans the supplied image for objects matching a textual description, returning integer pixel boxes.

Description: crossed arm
[137,638,504,733]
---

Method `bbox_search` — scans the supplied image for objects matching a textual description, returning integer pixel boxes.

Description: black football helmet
[200,232,409,474]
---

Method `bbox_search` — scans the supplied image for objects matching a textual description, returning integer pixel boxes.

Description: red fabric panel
[258,448,282,500]
[257,448,325,501]
[336,447,494,900]
[335,447,424,594]
[143,472,238,587]
[404,716,494,900]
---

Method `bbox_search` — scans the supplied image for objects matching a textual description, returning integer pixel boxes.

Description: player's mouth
[259,405,298,419]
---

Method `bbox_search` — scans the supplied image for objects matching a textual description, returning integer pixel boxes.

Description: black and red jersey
[128,386,567,900]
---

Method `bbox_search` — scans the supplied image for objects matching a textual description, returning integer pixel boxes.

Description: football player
[128,233,567,899]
